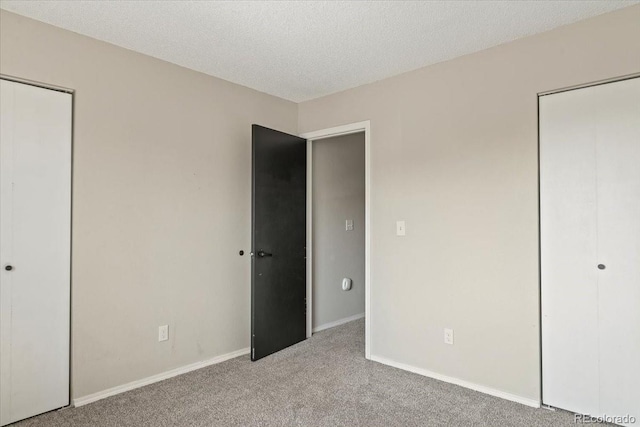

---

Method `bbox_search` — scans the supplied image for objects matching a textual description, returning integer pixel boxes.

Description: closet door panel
[0,80,71,425]
[540,86,599,415]
[594,78,640,421]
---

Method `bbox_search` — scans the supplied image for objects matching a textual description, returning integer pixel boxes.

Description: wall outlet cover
[158,325,169,342]
[444,328,454,345]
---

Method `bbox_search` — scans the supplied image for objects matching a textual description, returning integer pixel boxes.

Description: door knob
[4,265,13,271]
[257,250,273,258]
[597,264,606,270]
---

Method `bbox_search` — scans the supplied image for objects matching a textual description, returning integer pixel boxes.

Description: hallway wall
[312,133,365,330]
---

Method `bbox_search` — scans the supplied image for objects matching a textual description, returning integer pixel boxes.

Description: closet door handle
[4,265,13,271]
[597,264,606,270]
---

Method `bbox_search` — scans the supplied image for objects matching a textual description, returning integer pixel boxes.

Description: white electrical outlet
[345,219,353,231]
[444,328,454,345]
[158,325,169,342]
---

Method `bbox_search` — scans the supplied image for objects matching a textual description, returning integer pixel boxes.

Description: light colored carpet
[17,319,586,426]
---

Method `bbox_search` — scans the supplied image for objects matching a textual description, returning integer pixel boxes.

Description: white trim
[300,121,371,360]
[72,347,250,407]
[312,313,365,333]
[370,355,541,409]
[300,121,369,141]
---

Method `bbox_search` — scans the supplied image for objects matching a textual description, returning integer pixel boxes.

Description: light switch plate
[346,219,353,231]
[396,221,406,236]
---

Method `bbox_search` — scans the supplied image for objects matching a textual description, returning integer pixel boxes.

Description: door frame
[300,121,371,359]
[0,74,74,410]
[537,72,640,408]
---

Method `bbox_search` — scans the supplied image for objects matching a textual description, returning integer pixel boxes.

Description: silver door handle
[250,250,272,258]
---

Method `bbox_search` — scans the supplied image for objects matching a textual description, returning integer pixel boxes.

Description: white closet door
[540,82,600,416]
[595,78,640,421]
[0,80,72,425]
[541,77,640,424]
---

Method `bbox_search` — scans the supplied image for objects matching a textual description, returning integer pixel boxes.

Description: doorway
[310,132,365,335]
[250,122,371,361]
[301,121,371,359]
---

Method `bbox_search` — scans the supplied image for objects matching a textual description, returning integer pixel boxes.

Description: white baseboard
[369,355,541,409]
[73,347,250,407]
[313,312,365,333]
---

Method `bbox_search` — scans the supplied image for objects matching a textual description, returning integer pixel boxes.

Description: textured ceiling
[1,1,636,102]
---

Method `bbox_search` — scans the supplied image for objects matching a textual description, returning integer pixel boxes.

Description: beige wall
[0,11,297,399]
[312,133,365,329]
[299,5,640,402]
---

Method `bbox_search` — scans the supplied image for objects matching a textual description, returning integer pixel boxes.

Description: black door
[251,125,307,361]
